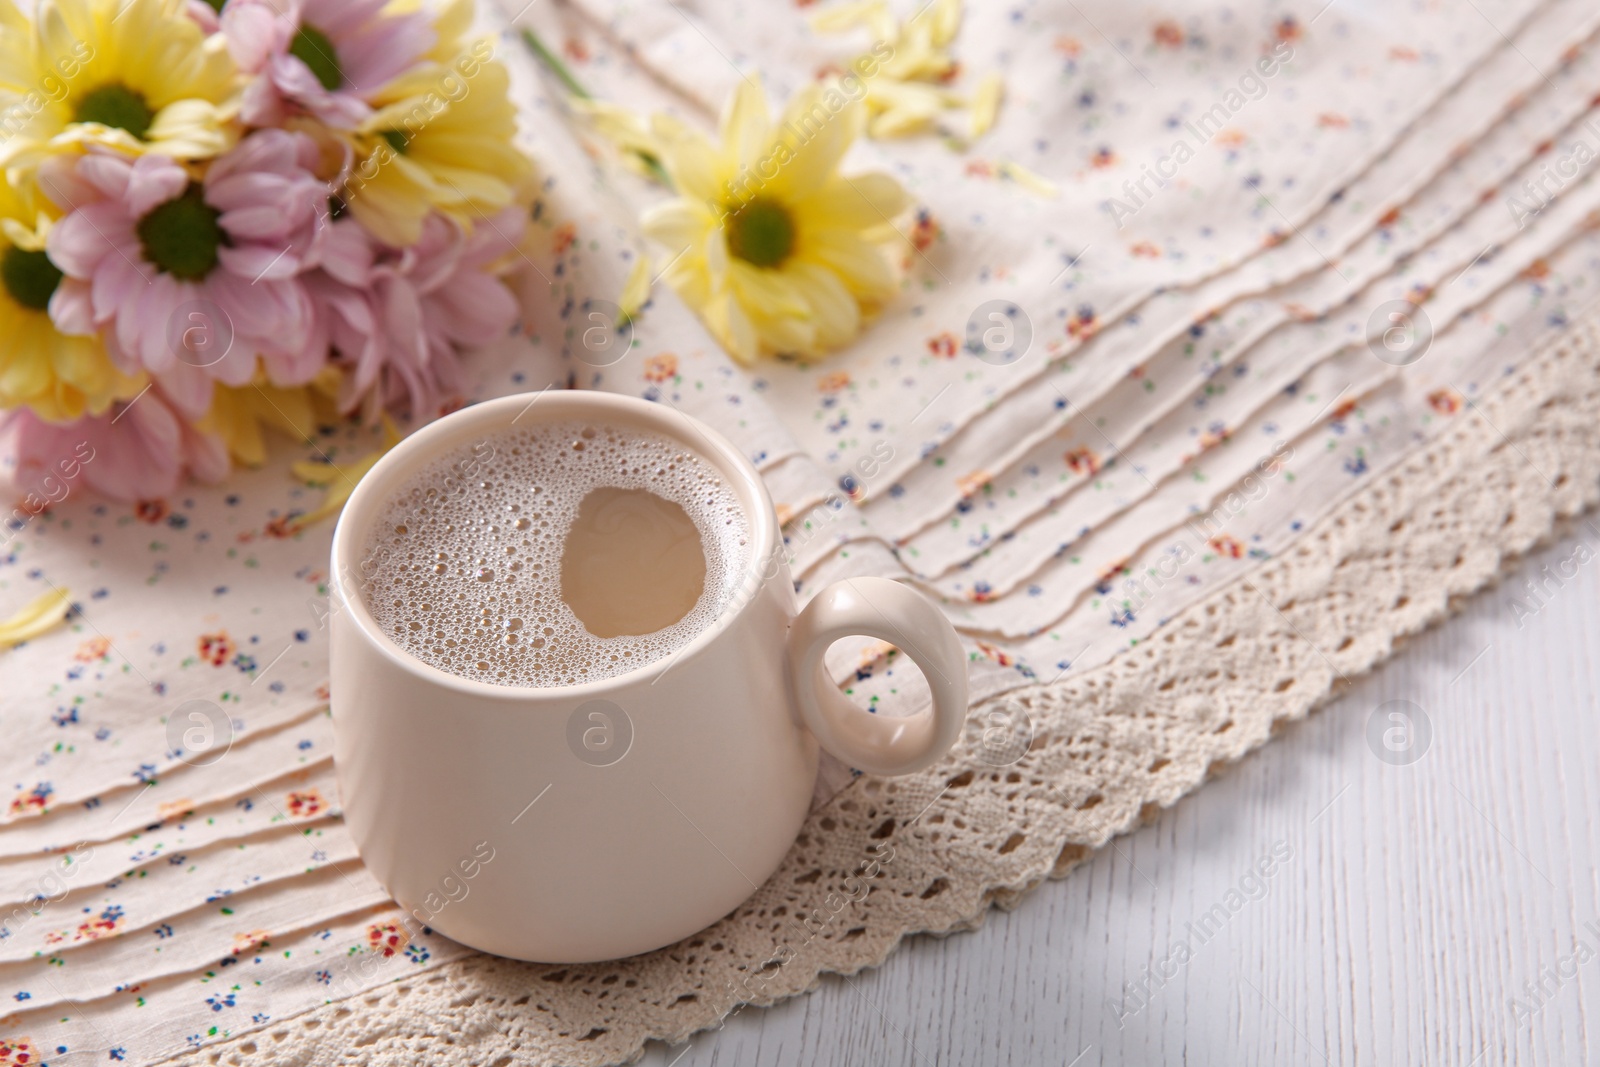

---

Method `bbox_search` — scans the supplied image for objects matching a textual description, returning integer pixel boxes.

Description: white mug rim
[329,390,780,705]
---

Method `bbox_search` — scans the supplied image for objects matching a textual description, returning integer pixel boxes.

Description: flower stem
[520,29,591,100]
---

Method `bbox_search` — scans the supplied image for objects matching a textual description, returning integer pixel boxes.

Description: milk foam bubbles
[360,420,750,688]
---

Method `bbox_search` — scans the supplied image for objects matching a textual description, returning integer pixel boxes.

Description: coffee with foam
[360,420,751,688]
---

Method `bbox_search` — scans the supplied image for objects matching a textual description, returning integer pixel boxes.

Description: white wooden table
[639,525,1600,1066]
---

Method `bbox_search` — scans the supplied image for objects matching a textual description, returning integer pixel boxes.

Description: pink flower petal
[125,154,191,219]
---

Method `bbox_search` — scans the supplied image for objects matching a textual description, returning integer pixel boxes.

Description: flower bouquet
[0,0,533,503]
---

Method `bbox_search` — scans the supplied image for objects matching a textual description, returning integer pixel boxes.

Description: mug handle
[787,577,967,777]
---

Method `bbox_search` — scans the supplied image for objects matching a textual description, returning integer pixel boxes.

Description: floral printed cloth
[5,0,1600,1062]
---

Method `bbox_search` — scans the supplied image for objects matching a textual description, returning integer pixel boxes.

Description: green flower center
[725,198,795,269]
[202,0,225,10]
[379,129,409,155]
[137,184,226,281]
[74,84,155,140]
[1,246,62,311]
[290,25,343,91]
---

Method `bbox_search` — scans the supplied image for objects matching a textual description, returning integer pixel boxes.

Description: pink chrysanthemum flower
[3,386,228,502]
[223,0,435,129]
[42,129,329,419]
[308,208,521,421]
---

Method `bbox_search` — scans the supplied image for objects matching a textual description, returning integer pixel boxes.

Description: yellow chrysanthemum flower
[344,41,533,247]
[0,0,237,175]
[0,178,139,421]
[639,78,909,363]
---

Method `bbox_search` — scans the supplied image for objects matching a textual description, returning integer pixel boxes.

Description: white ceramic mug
[329,391,968,963]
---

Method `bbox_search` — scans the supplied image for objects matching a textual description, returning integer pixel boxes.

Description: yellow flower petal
[770,85,863,198]
[786,259,859,350]
[920,0,963,48]
[640,198,715,253]
[970,73,1004,137]
[726,260,809,319]
[649,112,725,204]
[998,159,1060,199]
[0,587,72,650]
[797,227,896,300]
[719,76,771,173]
[574,98,671,182]
[808,0,889,35]
[618,253,652,323]
[864,80,946,138]
[797,173,909,230]
[705,290,760,365]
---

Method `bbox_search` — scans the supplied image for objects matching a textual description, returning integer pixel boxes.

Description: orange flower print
[1096,557,1130,585]
[1317,113,1349,128]
[1197,426,1232,453]
[287,789,326,818]
[135,499,168,524]
[818,372,851,393]
[263,514,299,539]
[1090,146,1118,169]
[552,223,577,256]
[368,920,411,957]
[774,503,794,526]
[232,929,272,955]
[1214,128,1247,148]
[1053,35,1082,58]
[926,331,957,358]
[1066,306,1098,340]
[199,631,233,667]
[976,641,1015,667]
[1389,45,1419,61]
[1209,535,1245,559]
[0,1038,40,1065]
[1523,259,1550,281]
[16,495,49,518]
[8,782,51,817]
[562,37,589,62]
[1130,241,1161,258]
[157,798,196,820]
[956,470,992,498]
[74,636,110,662]
[1274,16,1302,44]
[1152,20,1184,48]
[1376,207,1401,228]
[642,353,678,382]
[1428,388,1464,415]
[1064,447,1101,475]
[1330,399,1359,423]
[909,209,940,253]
